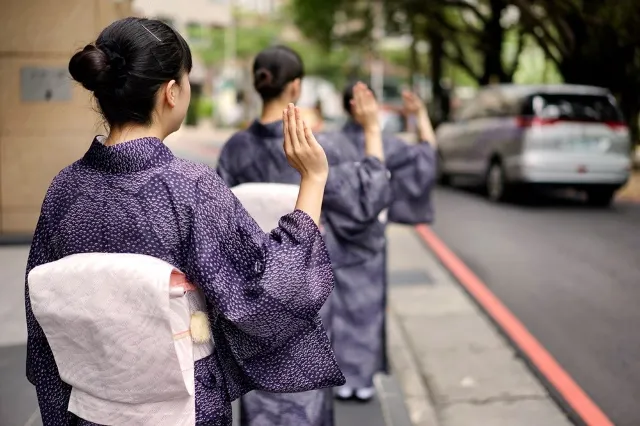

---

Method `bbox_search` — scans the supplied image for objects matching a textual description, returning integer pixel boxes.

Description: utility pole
[370,0,385,104]
[224,0,237,75]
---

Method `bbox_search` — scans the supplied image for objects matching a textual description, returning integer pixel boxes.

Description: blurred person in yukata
[25,18,344,426]
[333,82,438,402]
[216,45,392,426]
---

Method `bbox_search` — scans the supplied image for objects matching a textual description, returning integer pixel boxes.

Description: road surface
[430,187,640,426]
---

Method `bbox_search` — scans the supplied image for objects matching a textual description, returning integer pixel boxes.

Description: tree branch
[528,29,563,67]
[511,0,573,55]
[442,35,482,81]
[439,0,489,24]
[506,27,526,79]
[429,8,484,39]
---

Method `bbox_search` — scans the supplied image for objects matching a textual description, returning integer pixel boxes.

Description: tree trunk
[409,32,419,87]
[621,94,640,147]
[480,0,507,85]
[428,29,445,126]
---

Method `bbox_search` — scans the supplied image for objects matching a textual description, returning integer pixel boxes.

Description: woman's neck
[105,124,165,146]
[260,99,290,124]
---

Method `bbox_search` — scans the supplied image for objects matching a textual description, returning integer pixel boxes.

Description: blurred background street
[2,0,640,425]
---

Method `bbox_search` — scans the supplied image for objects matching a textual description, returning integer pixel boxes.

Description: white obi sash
[232,183,301,232]
[28,253,214,426]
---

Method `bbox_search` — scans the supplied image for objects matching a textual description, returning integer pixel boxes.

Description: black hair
[252,45,304,102]
[342,81,377,115]
[68,17,193,127]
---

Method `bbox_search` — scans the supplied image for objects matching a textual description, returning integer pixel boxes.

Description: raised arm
[283,104,328,226]
[320,83,392,234]
[186,108,343,393]
[386,91,437,224]
[351,82,385,162]
[403,90,437,148]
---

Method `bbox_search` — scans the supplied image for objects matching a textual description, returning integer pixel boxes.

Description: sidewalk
[0,247,30,347]
[385,224,571,426]
[617,170,640,202]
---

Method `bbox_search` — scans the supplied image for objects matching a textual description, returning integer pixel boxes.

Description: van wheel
[586,189,615,207]
[486,161,510,202]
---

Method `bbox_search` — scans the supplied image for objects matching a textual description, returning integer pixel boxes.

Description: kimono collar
[248,119,284,139]
[82,136,174,173]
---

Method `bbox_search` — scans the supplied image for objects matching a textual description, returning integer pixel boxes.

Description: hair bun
[254,68,273,89]
[100,40,128,88]
[68,44,110,92]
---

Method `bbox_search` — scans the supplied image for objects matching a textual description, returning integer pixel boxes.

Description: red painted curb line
[414,224,614,426]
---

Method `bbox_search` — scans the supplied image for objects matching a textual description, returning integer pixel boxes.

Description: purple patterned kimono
[217,120,392,426]
[334,120,436,390]
[24,136,344,426]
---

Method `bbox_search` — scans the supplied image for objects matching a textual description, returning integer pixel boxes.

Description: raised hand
[283,103,328,183]
[351,82,380,131]
[402,90,426,115]
[281,103,328,225]
[402,91,436,146]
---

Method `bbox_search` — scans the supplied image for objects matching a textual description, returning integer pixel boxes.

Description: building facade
[0,0,236,238]
[0,0,137,237]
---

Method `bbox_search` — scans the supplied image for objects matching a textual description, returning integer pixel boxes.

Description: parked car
[436,84,632,206]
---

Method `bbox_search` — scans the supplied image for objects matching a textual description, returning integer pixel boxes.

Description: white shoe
[335,385,354,400]
[355,387,375,401]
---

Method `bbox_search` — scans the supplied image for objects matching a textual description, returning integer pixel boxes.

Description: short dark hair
[68,17,193,127]
[342,81,377,115]
[252,45,304,102]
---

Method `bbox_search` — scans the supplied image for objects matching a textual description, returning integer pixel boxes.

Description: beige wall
[0,0,133,234]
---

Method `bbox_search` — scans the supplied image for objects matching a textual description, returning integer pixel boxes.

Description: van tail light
[515,116,559,128]
[604,121,628,131]
[516,117,629,131]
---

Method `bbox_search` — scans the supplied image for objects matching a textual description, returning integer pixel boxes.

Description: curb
[374,374,414,426]
[0,234,32,246]
[387,311,440,426]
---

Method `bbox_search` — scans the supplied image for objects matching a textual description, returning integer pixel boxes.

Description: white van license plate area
[508,152,631,184]
[558,138,611,152]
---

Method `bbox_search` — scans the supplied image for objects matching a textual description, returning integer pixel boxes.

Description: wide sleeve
[319,134,393,236]
[184,169,343,394]
[385,137,437,224]
[25,209,78,425]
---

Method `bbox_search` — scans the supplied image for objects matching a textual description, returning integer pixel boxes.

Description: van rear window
[521,94,622,122]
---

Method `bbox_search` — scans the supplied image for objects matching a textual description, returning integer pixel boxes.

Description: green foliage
[191,17,283,66]
[289,41,354,87]
[288,0,342,49]
[186,0,640,141]
[197,98,214,119]
[185,98,199,126]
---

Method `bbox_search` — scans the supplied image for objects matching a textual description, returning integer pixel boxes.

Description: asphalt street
[430,186,640,426]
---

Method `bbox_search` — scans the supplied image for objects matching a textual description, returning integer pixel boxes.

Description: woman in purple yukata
[25,18,345,426]
[333,83,438,402]
[216,46,392,426]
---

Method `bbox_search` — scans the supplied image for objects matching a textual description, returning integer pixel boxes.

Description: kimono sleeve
[186,168,334,346]
[25,208,78,425]
[385,136,437,224]
[185,169,343,394]
[319,134,393,235]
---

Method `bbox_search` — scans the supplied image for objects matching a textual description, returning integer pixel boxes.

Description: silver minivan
[436,84,632,206]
